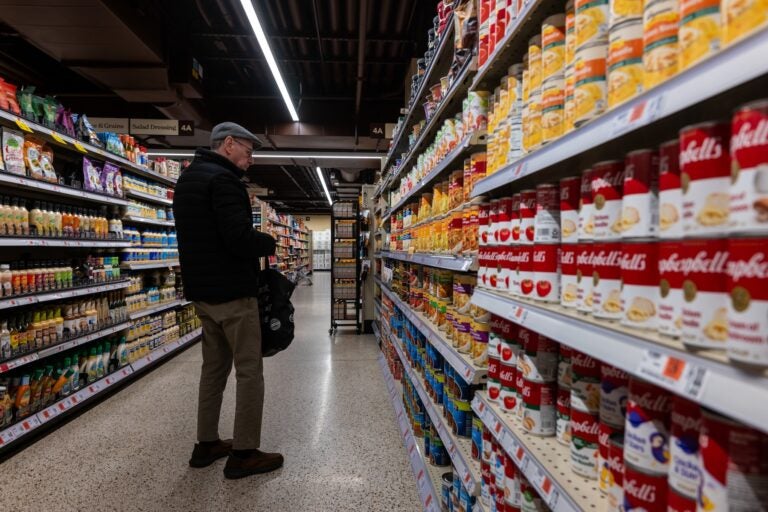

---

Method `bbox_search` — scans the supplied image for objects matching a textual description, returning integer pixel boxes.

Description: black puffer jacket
[173,149,276,303]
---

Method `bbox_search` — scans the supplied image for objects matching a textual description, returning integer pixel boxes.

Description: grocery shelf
[385,321,482,496]
[472,392,604,512]
[0,171,131,206]
[0,320,132,374]
[0,237,130,248]
[378,354,443,512]
[379,251,477,273]
[372,319,381,341]
[125,189,173,206]
[127,299,182,320]
[471,288,768,434]
[122,215,175,227]
[380,282,487,385]
[120,261,179,270]
[0,279,131,311]
[0,328,201,452]
[472,26,768,198]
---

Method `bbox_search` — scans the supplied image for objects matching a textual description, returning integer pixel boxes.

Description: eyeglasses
[230,138,255,155]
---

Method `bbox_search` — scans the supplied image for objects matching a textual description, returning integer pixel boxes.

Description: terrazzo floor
[0,272,421,512]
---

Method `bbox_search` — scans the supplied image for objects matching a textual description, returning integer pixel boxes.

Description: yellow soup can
[574,41,608,126]
[542,14,567,82]
[566,0,577,66]
[575,0,610,48]
[679,0,720,70]
[722,0,768,45]
[564,65,577,133]
[541,76,566,143]
[528,36,544,93]
[607,18,644,108]
[643,0,679,89]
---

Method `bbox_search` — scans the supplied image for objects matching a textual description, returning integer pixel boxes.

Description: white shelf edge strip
[379,251,477,272]
[0,172,131,206]
[471,288,768,434]
[128,299,183,320]
[121,261,179,270]
[122,216,175,227]
[0,279,131,310]
[0,238,130,247]
[125,189,173,205]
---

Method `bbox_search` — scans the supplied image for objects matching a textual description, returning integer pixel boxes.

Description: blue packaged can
[472,416,483,461]
[460,485,475,512]
[441,472,453,512]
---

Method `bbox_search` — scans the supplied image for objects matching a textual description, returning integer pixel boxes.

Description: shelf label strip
[637,350,708,400]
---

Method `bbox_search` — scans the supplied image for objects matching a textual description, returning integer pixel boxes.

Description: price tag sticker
[515,446,526,463]
[637,350,708,400]
[14,117,34,133]
[513,305,528,324]
[424,494,433,508]
[511,160,529,178]
[611,95,664,137]
[50,132,68,145]
[40,406,59,421]
[0,427,16,445]
[73,141,88,154]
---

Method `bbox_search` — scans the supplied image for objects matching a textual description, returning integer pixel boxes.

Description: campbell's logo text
[572,419,600,436]
[659,250,728,275]
[592,250,622,268]
[731,119,768,152]
[671,409,702,432]
[624,479,657,502]
[727,253,768,282]
[631,392,670,413]
[680,137,724,166]
[601,364,629,380]
[621,252,648,272]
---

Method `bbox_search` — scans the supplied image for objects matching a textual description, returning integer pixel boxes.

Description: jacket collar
[193,148,246,178]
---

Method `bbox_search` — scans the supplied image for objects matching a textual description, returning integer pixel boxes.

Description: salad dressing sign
[89,118,194,136]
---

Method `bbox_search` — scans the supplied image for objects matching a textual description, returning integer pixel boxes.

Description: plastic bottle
[29,368,44,412]
[0,197,7,236]
[14,374,31,418]
[31,310,43,350]
[69,356,80,392]
[52,360,73,397]
[101,344,110,376]
[17,313,29,355]
[40,365,55,406]
[0,264,11,298]
[54,307,63,342]
[86,347,98,383]
[18,200,28,236]
[0,320,10,360]
[0,385,10,427]
[117,335,128,367]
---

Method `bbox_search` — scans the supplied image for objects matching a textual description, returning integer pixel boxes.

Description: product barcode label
[637,350,708,400]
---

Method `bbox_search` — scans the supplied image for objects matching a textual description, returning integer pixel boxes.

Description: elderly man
[173,122,283,479]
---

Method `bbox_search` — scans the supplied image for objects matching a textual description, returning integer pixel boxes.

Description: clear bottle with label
[0,321,10,360]
[30,201,44,237]
[17,199,29,236]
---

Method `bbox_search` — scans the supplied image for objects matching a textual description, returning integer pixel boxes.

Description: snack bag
[40,144,57,183]
[102,162,118,195]
[78,114,102,147]
[83,157,103,192]
[1,81,21,115]
[2,128,25,175]
[23,137,44,180]
[57,106,76,137]
[113,168,124,197]
[18,86,35,119]
[42,97,58,126]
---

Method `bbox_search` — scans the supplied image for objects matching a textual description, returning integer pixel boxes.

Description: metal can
[511,193,522,244]
[577,242,595,312]
[726,237,768,366]
[564,64,576,134]
[560,176,581,244]
[667,488,697,512]
[535,183,561,243]
[479,202,492,247]
[466,92,492,133]
[566,0,577,66]
[518,245,534,298]
[599,421,620,492]
[669,396,702,499]
[528,34,543,94]
[490,199,500,248]
[500,335,520,414]
[519,189,537,244]
[574,41,608,126]
[591,160,625,240]
[679,0,720,70]
[658,138,683,238]
[658,240,684,337]
[522,378,557,436]
[541,76,565,144]
[488,318,504,403]
[561,244,579,307]
[607,434,626,512]
[533,243,561,303]
[575,0,610,48]
[592,242,623,320]
[570,406,601,478]
[610,0,644,25]
[521,328,559,382]
[607,18,644,109]
[624,377,671,474]
[471,318,490,367]
[479,0,491,67]
[722,0,768,45]
[643,0,679,90]
[620,241,660,330]
[558,344,574,389]
[472,416,484,461]
[542,14,567,81]
[623,461,669,511]
[621,149,660,238]
[525,91,543,152]
[600,363,629,428]
[730,99,768,235]
[557,386,573,446]
[515,360,526,419]
[504,450,522,508]
[681,238,728,349]
[520,473,546,511]
[497,196,514,246]
[572,371,602,414]
[471,152,488,190]
[579,167,595,240]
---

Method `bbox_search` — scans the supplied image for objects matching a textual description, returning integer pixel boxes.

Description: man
[173,122,283,479]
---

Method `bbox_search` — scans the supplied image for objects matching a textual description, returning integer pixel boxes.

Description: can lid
[609,17,643,32]
[734,97,768,113]
[529,34,543,46]
[679,120,730,133]
[659,138,679,149]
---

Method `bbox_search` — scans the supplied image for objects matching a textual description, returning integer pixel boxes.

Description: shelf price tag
[611,95,664,137]
[637,350,708,400]
[14,117,34,133]
[50,132,68,145]
[73,141,88,154]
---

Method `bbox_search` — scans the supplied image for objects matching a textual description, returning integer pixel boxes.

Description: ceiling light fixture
[146,149,384,160]
[316,166,333,206]
[238,0,299,122]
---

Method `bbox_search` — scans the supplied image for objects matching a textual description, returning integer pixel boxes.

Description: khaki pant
[194,297,263,450]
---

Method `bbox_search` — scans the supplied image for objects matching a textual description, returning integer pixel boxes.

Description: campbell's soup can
[511,193,522,243]
[479,0,491,66]
[542,14,567,81]
[680,121,731,236]
[599,421,621,492]
[572,361,602,413]
[557,386,573,446]
[591,160,625,240]
[509,245,522,295]
[592,242,623,320]
[535,183,561,243]
[577,242,595,313]
[611,0,643,24]
[624,378,671,474]
[608,434,626,512]
[520,327,558,382]
[541,76,565,144]
[565,0,577,65]
[502,247,516,292]
[679,0,720,70]
[573,41,608,127]
[579,168,596,240]
[520,474,546,511]
[494,440,506,511]
[621,241,660,330]
[668,488,697,512]
[643,0,679,90]
[560,176,581,244]
[533,243,561,303]
[522,378,557,436]
[681,238,729,349]
[730,99,768,235]
[658,240,685,337]
[722,0,768,45]
[600,363,629,428]
[515,360,526,419]
[558,344,574,389]
[527,91,544,152]
[479,202,492,246]
[561,244,579,307]
[564,64,577,133]
[529,35,544,94]
[496,0,509,45]
[669,396,702,499]
[479,247,490,288]
[607,18,644,109]
[500,335,521,414]
[575,0,610,48]
[623,461,669,511]
[520,189,537,244]
[488,317,504,402]
[659,138,683,238]
[518,245,534,298]
[573,348,602,379]
[497,197,515,246]
[504,450,522,508]
[622,149,660,238]
[726,237,768,366]
[570,407,601,478]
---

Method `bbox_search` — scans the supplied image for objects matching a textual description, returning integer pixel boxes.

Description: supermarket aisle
[0,272,420,512]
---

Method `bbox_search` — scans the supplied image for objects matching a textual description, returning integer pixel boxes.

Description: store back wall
[303,215,331,232]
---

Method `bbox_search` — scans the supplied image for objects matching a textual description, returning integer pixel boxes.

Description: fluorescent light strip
[147,150,384,160]
[238,0,299,121]
[316,166,333,206]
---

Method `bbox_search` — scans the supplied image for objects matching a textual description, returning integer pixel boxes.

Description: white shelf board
[0,279,130,311]
[128,299,182,320]
[379,251,477,272]
[0,237,130,248]
[122,215,175,227]
[120,261,179,270]
[0,172,131,206]
[125,188,173,206]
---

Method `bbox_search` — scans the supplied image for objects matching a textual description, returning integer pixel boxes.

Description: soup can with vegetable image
[592,242,623,320]
[620,241,659,331]
[658,138,683,238]
[575,0,610,48]
[621,149,660,238]
[564,64,577,134]
[541,76,565,144]
[561,243,580,307]
[570,407,601,478]
[678,0,720,70]
[608,18,644,109]
[721,0,768,46]
[573,41,608,127]
[542,14,567,82]
[643,0,679,90]
[729,99,768,235]
[522,378,557,436]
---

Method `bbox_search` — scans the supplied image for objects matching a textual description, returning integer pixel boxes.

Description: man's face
[221,136,254,171]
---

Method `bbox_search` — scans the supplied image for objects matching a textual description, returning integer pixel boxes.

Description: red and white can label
[577,242,595,313]
[561,244,579,307]
[623,462,668,511]
[570,407,600,478]
[533,243,561,302]
[726,237,768,366]
[501,247,515,292]
[599,421,620,493]
[729,100,768,234]
[725,418,768,510]
[681,238,729,349]
[520,475,545,511]
[500,337,520,413]
[521,328,559,382]
[557,386,572,446]
[511,193,522,244]
[561,176,581,244]
[558,345,574,389]
[494,246,507,292]
[699,411,729,512]
[591,242,623,320]
[572,373,601,413]
[658,241,685,338]
[504,451,522,507]
[519,189,537,245]
[515,363,526,419]
[478,247,488,288]
[510,245,521,296]
[600,363,629,428]
[572,350,601,379]
[518,245,535,297]
[481,458,492,504]
[591,160,625,240]
[622,149,660,238]
[522,378,557,436]
[669,396,702,499]
[497,197,514,246]
[479,202,492,246]
[620,241,659,331]
[624,378,671,474]
[680,121,731,236]
[534,183,561,243]
[608,435,626,511]
[659,138,683,239]
[488,327,502,403]
[580,168,596,241]
[667,488,697,512]
[489,199,500,247]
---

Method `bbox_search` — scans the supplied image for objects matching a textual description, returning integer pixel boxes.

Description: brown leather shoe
[189,439,233,468]
[223,450,284,479]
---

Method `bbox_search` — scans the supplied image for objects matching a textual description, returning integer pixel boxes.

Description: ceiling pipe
[354,0,368,146]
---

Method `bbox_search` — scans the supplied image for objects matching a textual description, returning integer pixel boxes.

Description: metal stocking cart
[330,200,362,334]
